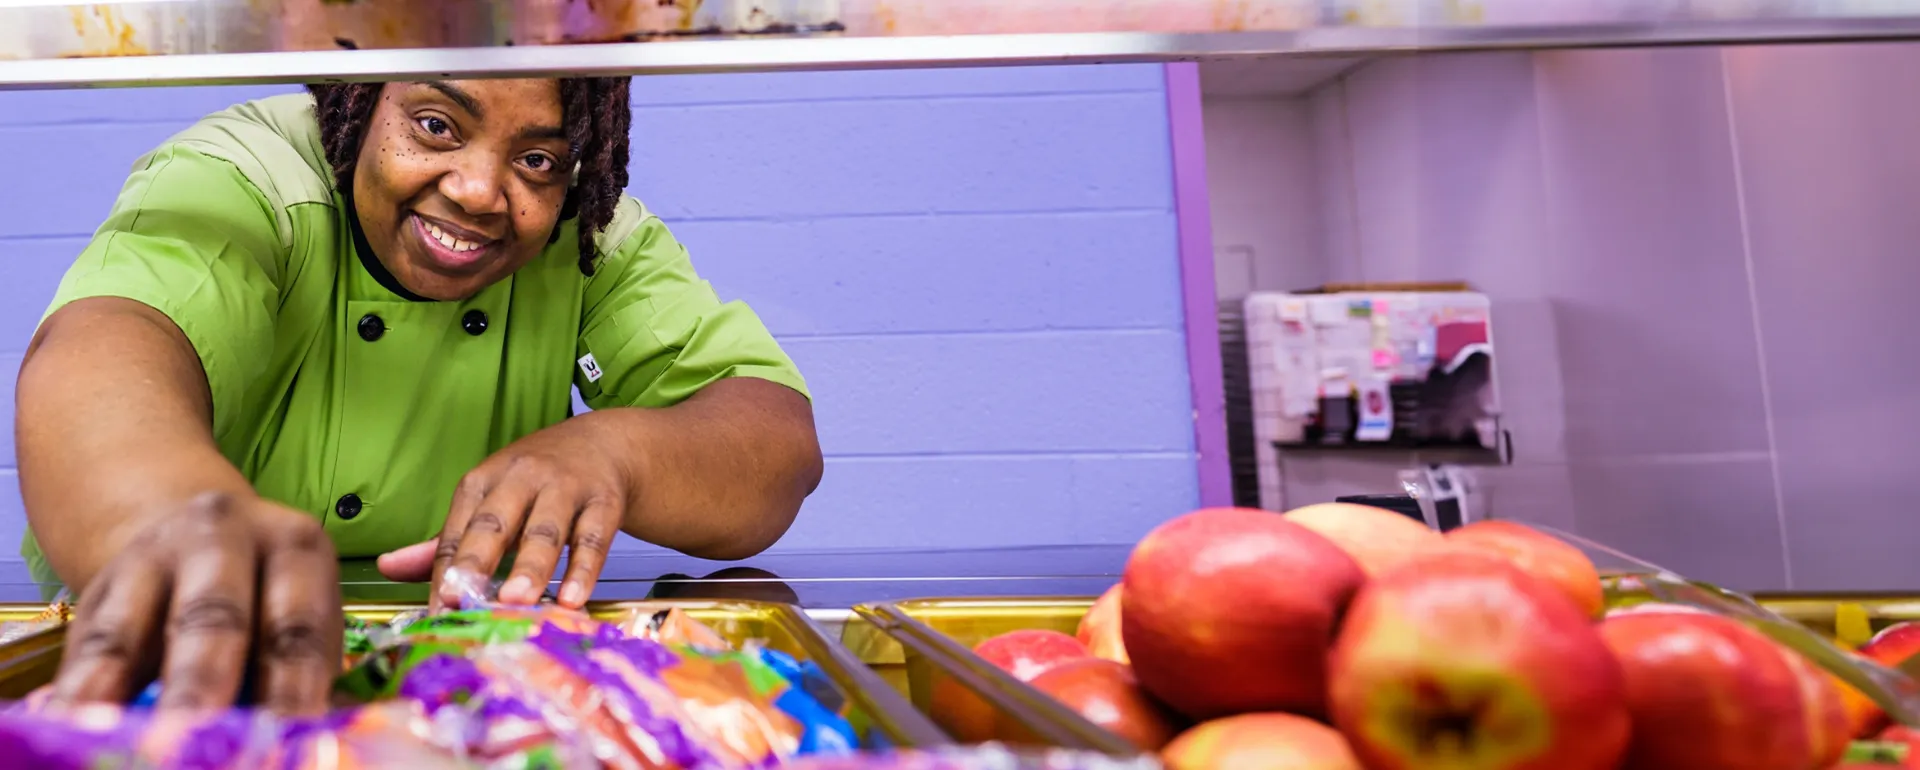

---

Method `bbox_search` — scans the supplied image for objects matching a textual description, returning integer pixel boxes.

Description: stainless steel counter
[0,544,1132,608]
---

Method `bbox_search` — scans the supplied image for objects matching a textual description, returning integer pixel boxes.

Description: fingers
[253,516,342,717]
[439,476,538,609]
[51,558,169,706]
[155,497,258,711]
[430,473,489,611]
[374,539,437,583]
[559,498,619,608]
[501,491,575,605]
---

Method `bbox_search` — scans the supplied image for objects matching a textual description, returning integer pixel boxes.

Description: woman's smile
[410,212,499,272]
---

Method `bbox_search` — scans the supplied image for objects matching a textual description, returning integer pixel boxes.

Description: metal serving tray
[847,598,1137,756]
[0,599,951,749]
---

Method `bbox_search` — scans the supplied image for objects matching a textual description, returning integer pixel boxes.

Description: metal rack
[9,8,1920,89]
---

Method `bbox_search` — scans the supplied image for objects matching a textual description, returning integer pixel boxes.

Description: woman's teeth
[424,220,484,253]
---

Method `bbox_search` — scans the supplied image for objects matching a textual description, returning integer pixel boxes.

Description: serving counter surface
[0,544,1134,608]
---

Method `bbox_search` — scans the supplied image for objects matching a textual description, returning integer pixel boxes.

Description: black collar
[343,187,432,303]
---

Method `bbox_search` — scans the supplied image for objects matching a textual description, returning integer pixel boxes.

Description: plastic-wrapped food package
[338,618,853,765]
[0,701,496,770]
[328,568,859,768]
[2,569,860,769]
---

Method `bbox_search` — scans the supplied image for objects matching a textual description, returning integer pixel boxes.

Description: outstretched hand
[376,415,630,609]
[51,493,343,715]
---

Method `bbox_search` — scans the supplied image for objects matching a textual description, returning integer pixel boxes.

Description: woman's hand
[377,413,631,609]
[50,493,343,715]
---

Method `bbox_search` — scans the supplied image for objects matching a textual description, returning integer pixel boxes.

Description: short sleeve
[574,198,806,410]
[42,145,283,440]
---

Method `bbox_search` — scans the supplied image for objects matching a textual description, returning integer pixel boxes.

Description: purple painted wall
[0,65,1202,564]
[1212,42,1920,591]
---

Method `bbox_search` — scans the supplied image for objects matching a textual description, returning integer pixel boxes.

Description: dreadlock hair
[307,78,632,276]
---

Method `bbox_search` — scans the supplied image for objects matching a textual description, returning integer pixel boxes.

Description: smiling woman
[310,78,631,293]
[12,77,824,715]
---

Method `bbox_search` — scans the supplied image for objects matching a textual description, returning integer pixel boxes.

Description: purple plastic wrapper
[780,746,1164,770]
[0,701,480,770]
[437,566,813,769]
[1,568,834,770]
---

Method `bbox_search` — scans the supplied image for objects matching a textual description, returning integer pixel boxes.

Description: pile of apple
[1832,622,1920,768]
[951,504,1917,770]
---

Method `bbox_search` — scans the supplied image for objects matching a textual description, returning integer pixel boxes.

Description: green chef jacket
[21,93,807,586]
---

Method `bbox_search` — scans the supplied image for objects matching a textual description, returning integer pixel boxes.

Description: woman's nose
[439,154,509,216]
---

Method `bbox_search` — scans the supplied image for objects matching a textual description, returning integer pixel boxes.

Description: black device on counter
[1336,493,1463,532]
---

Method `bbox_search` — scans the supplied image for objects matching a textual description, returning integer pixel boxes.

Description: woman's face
[352,79,573,301]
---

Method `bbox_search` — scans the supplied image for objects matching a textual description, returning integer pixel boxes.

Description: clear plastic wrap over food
[1390,468,1920,730]
[1540,524,1920,727]
[0,700,549,770]
[0,568,859,769]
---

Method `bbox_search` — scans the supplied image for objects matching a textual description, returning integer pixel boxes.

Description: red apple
[1162,713,1360,770]
[1329,552,1629,770]
[1444,520,1605,619]
[926,674,999,743]
[1782,639,1853,769]
[1122,507,1365,720]
[1076,585,1129,665]
[1841,622,1920,738]
[972,629,1089,682]
[1601,611,1841,770]
[1021,658,1182,751]
[1283,502,1442,578]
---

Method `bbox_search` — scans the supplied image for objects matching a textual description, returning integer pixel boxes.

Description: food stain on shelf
[65,3,149,57]
[1214,0,1250,32]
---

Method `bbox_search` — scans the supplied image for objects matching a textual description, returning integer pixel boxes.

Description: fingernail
[561,582,586,607]
[501,576,532,603]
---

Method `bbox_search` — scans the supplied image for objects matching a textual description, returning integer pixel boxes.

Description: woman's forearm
[594,377,822,561]
[16,297,256,591]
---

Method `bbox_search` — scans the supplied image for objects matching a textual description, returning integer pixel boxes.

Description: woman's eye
[417,116,450,136]
[524,154,564,175]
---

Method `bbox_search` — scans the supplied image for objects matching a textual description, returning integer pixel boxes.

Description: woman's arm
[400,376,821,608]
[20,297,344,714]
[17,297,253,589]
[600,376,823,559]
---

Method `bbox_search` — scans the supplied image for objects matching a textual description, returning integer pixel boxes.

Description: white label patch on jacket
[577,353,604,383]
